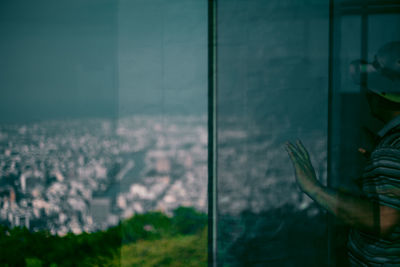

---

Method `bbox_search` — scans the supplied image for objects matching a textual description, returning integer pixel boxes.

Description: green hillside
[104,227,207,267]
[0,207,207,266]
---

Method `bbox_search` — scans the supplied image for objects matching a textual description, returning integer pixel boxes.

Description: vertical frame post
[208,0,217,266]
[327,0,339,265]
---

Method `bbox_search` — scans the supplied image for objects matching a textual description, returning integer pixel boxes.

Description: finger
[286,142,300,155]
[288,141,308,162]
[285,145,300,167]
[285,145,296,162]
[286,142,308,163]
[286,144,315,174]
[296,140,310,161]
[286,144,309,169]
[285,143,299,162]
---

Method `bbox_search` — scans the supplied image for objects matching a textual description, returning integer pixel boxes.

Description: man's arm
[286,140,400,237]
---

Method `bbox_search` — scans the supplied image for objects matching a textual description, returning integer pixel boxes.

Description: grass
[1,207,208,266]
[103,227,207,267]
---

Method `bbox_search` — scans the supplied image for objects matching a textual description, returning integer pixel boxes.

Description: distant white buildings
[0,187,30,228]
[0,115,208,232]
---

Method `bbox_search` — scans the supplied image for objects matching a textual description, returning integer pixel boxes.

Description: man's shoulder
[379,126,400,149]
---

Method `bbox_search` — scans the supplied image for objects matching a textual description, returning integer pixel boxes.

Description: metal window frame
[208,0,218,266]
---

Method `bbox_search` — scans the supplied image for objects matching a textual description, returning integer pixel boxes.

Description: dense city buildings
[0,115,207,235]
[0,114,326,237]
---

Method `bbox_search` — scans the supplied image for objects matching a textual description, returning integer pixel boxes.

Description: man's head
[350,42,400,121]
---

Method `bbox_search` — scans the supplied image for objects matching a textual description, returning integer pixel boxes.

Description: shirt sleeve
[362,147,400,210]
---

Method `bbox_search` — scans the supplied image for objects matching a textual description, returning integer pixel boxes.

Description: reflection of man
[286,42,400,266]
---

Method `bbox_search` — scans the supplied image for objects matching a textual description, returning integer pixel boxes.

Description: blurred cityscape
[0,115,208,235]
[217,116,327,216]
[0,114,327,241]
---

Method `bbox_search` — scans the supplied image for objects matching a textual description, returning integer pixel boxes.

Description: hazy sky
[0,0,207,122]
[118,0,207,117]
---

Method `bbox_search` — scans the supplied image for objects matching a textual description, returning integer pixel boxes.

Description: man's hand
[286,140,400,236]
[285,140,321,195]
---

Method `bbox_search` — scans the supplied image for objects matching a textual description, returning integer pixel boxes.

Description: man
[286,42,400,266]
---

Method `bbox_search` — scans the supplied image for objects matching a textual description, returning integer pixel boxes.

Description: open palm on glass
[285,140,320,193]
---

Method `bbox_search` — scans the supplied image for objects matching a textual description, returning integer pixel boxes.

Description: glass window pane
[216,1,329,265]
[0,0,207,265]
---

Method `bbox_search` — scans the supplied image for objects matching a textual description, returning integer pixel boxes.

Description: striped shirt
[348,115,400,266]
